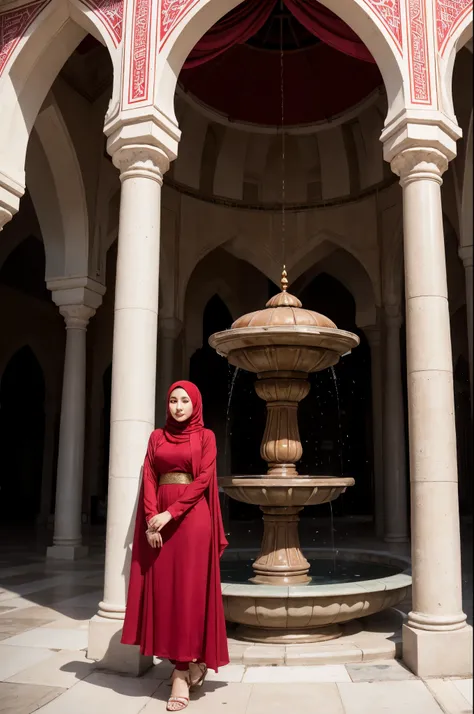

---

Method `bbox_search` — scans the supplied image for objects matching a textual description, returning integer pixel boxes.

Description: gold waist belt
[159,472,193,485]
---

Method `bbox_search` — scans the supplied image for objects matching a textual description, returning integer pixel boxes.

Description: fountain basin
[210,325,358,373]
[219,476,354,507]
[220,551,412,644]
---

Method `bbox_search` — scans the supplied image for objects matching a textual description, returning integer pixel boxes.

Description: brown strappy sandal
[190,662,208,691]
[167,670,190,712]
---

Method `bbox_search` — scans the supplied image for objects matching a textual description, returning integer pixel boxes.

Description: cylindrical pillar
[88,145,169,674]
[365,326,384,538]
[382,305,409,543]
[458,245,473,406]
[392,147,471,677]
[47,305,95,559]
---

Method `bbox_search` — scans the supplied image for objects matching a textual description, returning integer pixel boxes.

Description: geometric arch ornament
[0,0,123,81]
[78,0,123,47]
[436,0,472,55]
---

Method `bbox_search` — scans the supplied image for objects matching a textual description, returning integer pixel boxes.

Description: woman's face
[169,387,193,423]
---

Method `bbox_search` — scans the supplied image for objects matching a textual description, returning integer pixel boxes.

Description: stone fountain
[209,270,411,645]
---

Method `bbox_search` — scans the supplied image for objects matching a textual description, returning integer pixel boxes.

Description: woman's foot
[167,670,190,711]
[189,662,207,690]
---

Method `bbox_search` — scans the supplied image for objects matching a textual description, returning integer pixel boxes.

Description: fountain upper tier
[209,276,359,374]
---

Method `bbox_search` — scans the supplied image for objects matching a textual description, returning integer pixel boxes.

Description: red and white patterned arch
[159,0,403,52]
[436,0,472,55]
[0,0,50,77]
[368,0,403,53]
[80,0,124,47]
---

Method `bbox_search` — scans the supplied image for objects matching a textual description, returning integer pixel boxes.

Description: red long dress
[121,427,229,671]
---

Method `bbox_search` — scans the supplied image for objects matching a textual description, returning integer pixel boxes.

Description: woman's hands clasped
[146,511,172,548]
[146,529,163,548]
[148,511,172,531]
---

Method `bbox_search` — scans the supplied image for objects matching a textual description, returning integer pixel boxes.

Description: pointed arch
[292,239,377,327]
[438,10,473,120]
[0,0,119,217]
[26,98,89,279]
[156,0,405,130]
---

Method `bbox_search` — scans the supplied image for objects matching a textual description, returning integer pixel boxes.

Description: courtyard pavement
[0,523,471,714]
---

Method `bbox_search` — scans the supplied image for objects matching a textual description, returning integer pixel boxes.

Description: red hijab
[164,380,204,443]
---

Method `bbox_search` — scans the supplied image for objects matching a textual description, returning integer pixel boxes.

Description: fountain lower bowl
[219,476,355,507]
[220,551,411,644]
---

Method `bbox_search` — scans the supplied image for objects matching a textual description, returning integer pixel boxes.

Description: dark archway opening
[294,273,372,519]
[0,347,45,522]
[190,295,233,470]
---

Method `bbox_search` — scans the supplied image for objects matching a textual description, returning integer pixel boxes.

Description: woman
[121,381,229,711]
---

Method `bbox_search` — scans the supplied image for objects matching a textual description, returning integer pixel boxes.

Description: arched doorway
[0,347,45,522]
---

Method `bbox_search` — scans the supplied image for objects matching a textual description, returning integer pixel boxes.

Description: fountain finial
[281,266,288,292]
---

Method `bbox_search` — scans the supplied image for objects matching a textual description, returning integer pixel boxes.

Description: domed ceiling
[179,2,383,127]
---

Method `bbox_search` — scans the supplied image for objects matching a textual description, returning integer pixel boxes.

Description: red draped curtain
[184,0,374,69]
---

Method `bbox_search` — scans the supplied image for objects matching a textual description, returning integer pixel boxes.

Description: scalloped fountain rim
[220,548,412,598]
[210,324,359,358]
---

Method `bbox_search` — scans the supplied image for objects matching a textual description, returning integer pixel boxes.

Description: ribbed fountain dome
[232,284,337,330]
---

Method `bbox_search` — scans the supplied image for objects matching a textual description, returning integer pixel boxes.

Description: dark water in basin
[221,558,401,586]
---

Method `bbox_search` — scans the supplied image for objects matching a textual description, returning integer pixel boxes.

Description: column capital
[59,304,96,330]
[0,170,24,230]
[381,111,461,166]
[458,244,473,268]
[106,116,180,184]
[159,316,183,339]
[48,276,105,328]
[390,148,449,187]
[111,144,170,185]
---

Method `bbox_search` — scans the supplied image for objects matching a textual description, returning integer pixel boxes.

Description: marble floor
[0,522,472,714]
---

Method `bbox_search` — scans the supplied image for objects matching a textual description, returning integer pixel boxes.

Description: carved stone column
[88,142,173,675]
[364,325,384,538]
[46,280,104,560]
[382,304,409,544]
[390,145,472,677]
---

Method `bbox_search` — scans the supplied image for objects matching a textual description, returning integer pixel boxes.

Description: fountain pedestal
[220,476,354,586]
[251,506,310,585]
[255,375,309,477]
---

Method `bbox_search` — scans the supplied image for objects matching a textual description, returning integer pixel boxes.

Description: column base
[46,544,88,560]
[88,615,153,676]
[402,623,473,677]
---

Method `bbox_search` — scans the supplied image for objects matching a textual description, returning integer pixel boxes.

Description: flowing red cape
[121,428,229,672]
